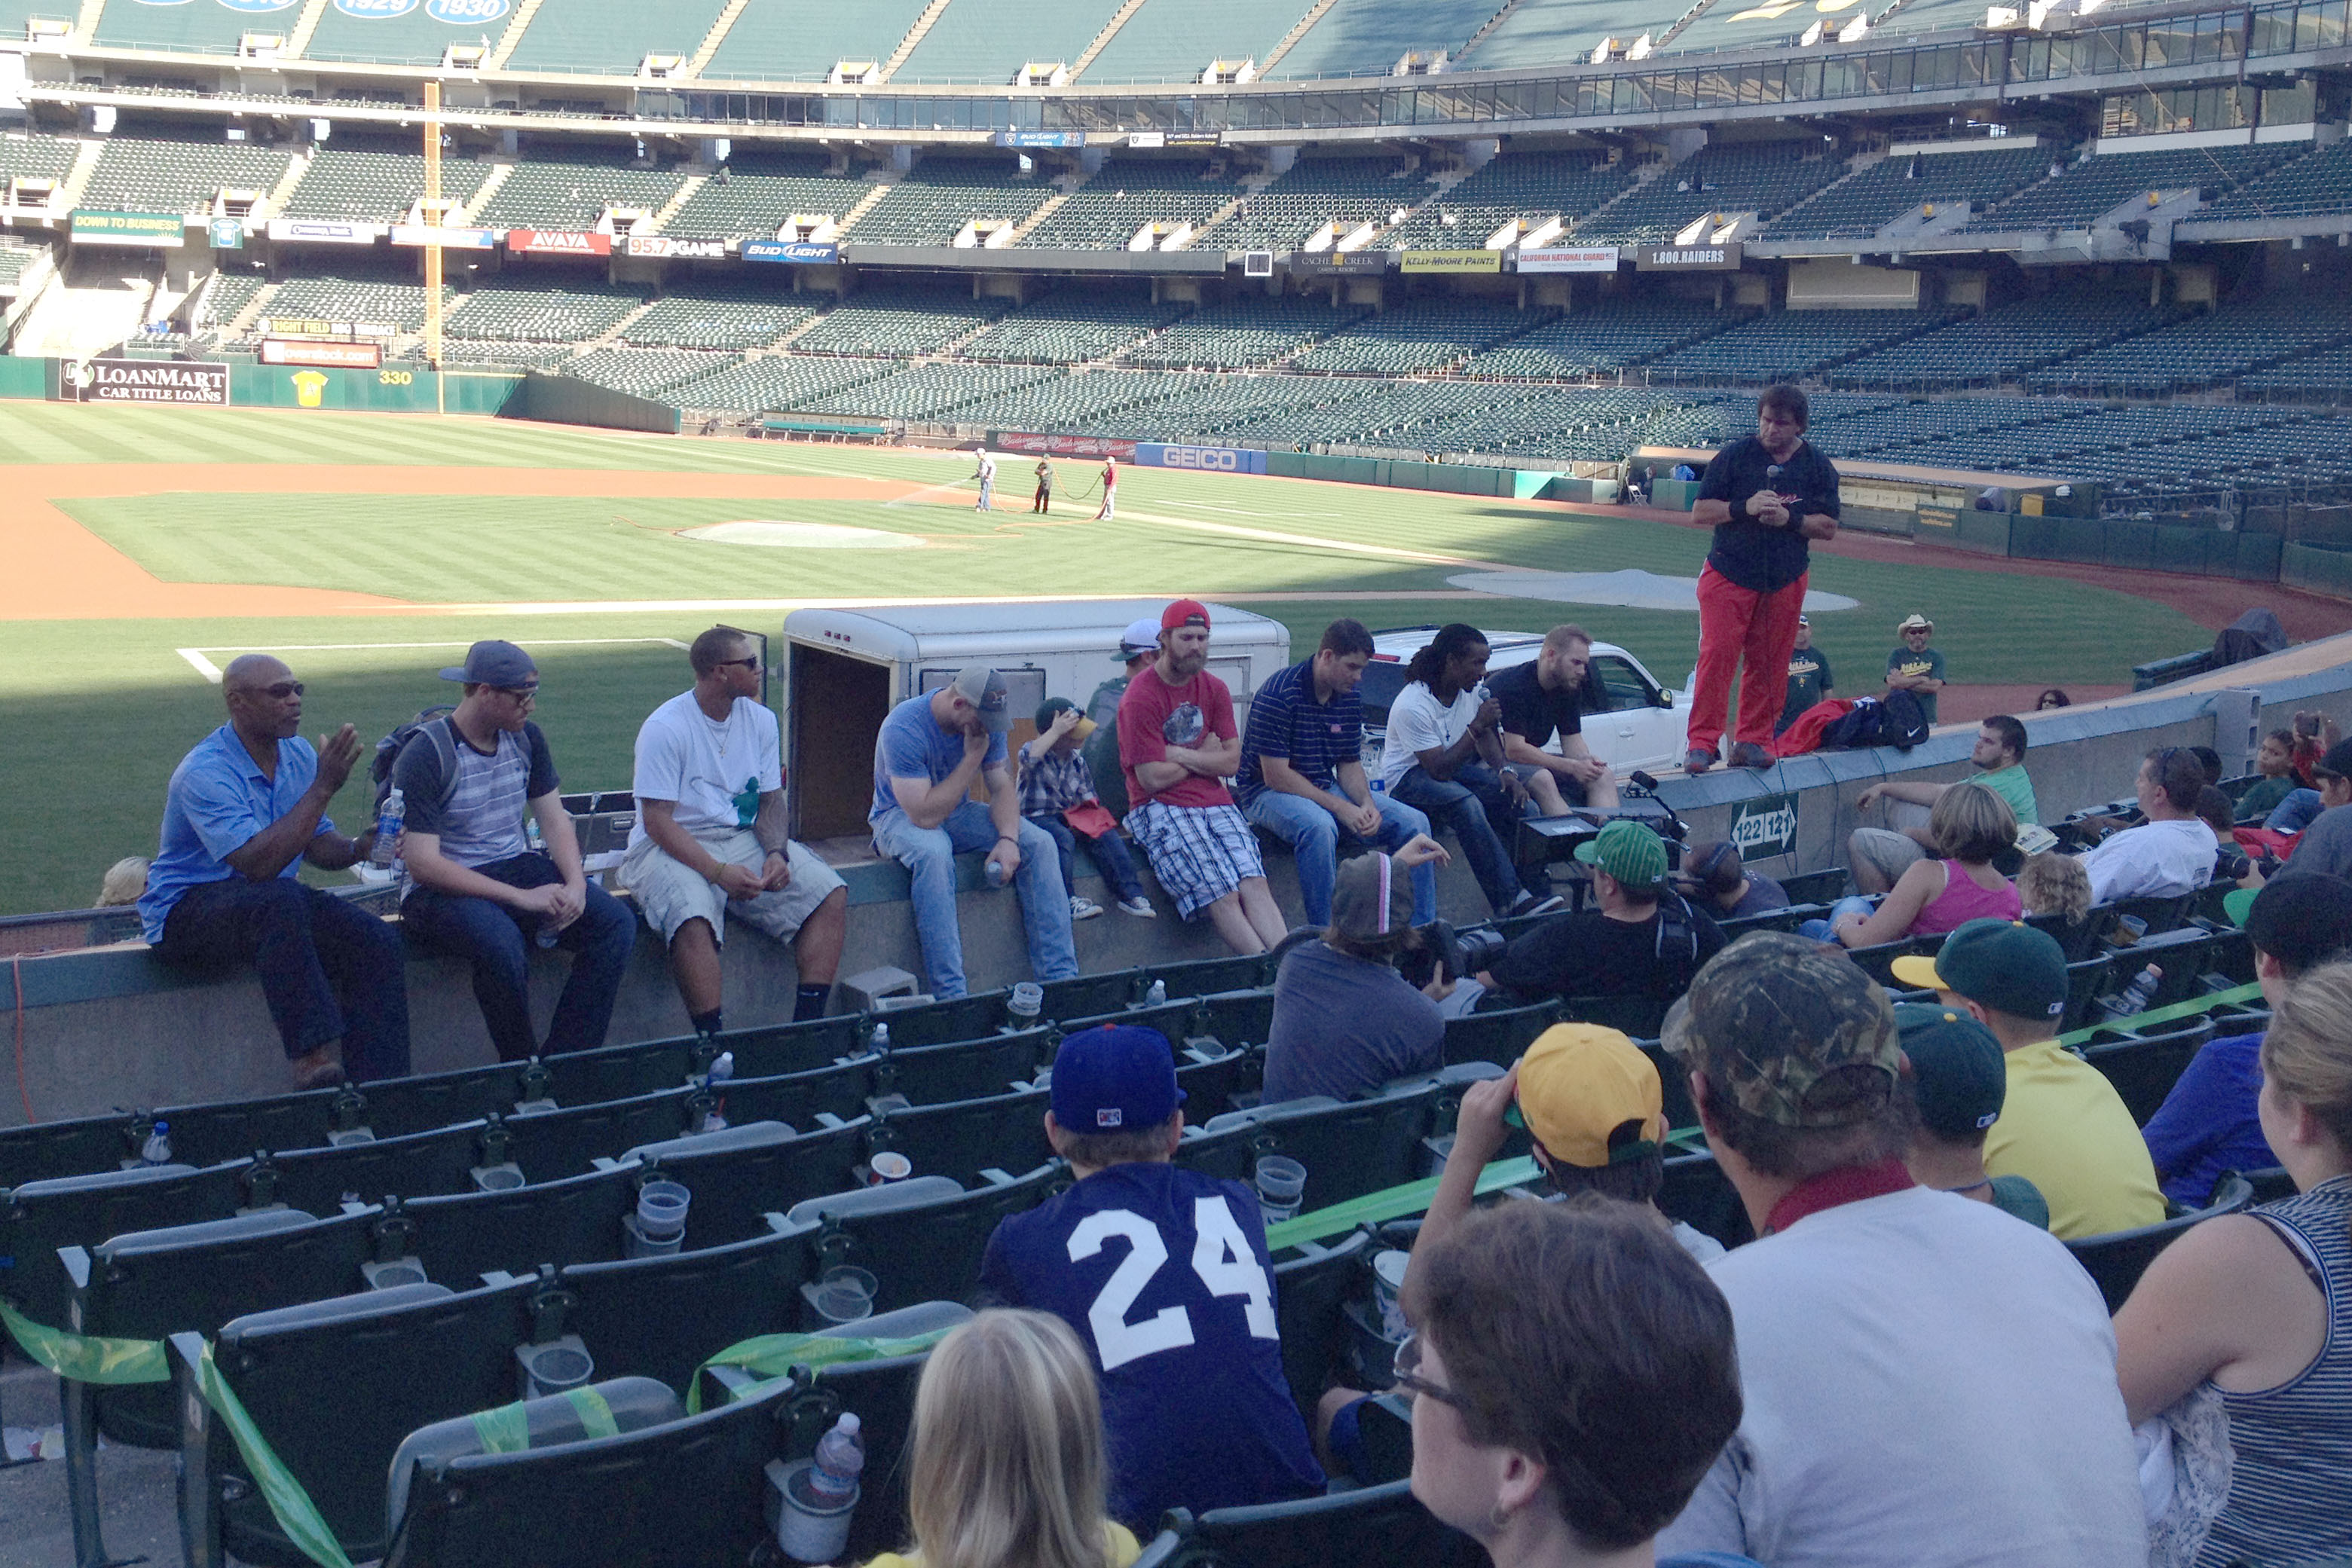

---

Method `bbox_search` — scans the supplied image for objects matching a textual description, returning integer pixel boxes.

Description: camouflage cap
[1662,931,1901,1129]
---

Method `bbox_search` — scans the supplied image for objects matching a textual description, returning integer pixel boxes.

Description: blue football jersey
[980,1162,1326,1527]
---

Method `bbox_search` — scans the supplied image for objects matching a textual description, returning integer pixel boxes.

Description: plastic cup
[518,1342,593,1399]
[636,1179,690,1241]
[471,1163,525,1193]
[810,1265,876,1326]
[867,1151,913,1184]
[1008,981,1044,1022]
[2115,914,2148,945]
[1256,1155,1307,1226]
[1372,1249,1412,1341]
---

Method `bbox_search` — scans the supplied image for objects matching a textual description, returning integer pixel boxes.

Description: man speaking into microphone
[1682,384,1841,775]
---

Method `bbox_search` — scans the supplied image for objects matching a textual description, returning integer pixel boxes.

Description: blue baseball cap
[1051,1025,1185,1133]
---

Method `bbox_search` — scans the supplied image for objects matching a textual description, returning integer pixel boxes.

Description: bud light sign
[1134,442,1265,475]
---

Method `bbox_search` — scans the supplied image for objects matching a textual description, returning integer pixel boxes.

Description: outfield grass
[0,402,2221,915]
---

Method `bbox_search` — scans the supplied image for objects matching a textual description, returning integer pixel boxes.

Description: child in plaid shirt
[1019,698,1155,921]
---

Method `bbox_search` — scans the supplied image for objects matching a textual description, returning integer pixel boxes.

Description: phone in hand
[2299,713,2323,738]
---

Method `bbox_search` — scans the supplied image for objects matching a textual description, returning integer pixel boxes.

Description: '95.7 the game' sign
[1729,791,1799,861]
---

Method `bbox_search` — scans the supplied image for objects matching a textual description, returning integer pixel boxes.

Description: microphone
[1629,770,1662,793]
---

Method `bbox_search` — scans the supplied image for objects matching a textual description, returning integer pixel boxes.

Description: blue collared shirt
[139,724,333,944]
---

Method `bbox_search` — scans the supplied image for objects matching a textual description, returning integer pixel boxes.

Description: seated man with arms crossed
[1848,714,2037,894]
[395,640,637,1062]
[980,1023,1326,1532]
[624,628,848,1041]
[142,654,409,1087]
[1486,624,1619,813]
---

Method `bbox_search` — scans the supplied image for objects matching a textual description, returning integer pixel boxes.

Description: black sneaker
[1730,741,1775,770]
[1506,891,1567,919]
[1683,747,1717,775]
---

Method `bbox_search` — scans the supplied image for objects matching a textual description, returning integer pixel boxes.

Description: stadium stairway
[1008,182,1081,244]
[650,176,710,233]
[457,163,515,225]
[879,0,958,81]
[12,255,155,360]
[284,0,333,57]
[484,0,546,71]
[681,0,752,78]
[1259,0,1344,74]
[1069,0,1153,78]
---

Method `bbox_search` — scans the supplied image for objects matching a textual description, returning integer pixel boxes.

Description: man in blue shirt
[139,655,410,1087]
[1237,618,1436,929]
[870,664,1077,999]
[980,1024,1326,1529]
[2142,875,2352,1203]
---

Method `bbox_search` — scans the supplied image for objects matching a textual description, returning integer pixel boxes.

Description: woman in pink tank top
[1825,781,2020,947]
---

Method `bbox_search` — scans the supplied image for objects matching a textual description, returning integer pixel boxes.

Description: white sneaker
[1117,895,1157,917]
[1070,896,1105,921]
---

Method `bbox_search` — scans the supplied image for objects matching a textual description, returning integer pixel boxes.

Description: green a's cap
[2223,886,2259,928]
[1573,818,1669,889]
[1895,917,2067,1023]
[1892,1003,2007,1140]
[1662,932,1901,1129]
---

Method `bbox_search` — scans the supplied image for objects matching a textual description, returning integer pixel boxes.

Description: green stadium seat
[709,1057,876,1127]
[1439,998,1559,1069]
[1270,1227,1375,1411]
[1140,952,1274,997]
[0,1161,251,1336]
[1181,1067,1491,1209]
[497,1090,700,1185]
[253,1119,491,1213]
[778,1163,1066,1313]
[398,1166,639,1285]
[1035,967,1144,1020]
[872,988,1020,1050]
[1777,867,1852,906]
[1199,988,1279,1051]
[867,1086,1054,1187]
[2077,1016,2216,1125]
[875,1025,1054,1105]
[619,1120,870,1243]
[1171,1476,1484,1568]
[2065,1173,2254,1313]
[1176,1043,1259,1119]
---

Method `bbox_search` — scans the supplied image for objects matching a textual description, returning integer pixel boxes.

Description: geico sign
[1162,445,1240,470]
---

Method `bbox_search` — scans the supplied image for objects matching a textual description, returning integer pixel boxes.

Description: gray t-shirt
[1263,941,1443,1105]
[2285,804,2352,883]
[391,719,558,891]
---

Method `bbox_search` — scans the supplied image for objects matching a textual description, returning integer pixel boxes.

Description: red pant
[1689,563,1808,753]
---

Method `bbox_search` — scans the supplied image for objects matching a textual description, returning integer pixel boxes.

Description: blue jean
[2267,787,2324,833]
[1390,763,1524,916]
[154,876,411,1083]
[1242,788,1436,928]
[1025,813,1148,905]
[1800,894,1879,943]
[401,852,638,1062]
[873,801,1077,998]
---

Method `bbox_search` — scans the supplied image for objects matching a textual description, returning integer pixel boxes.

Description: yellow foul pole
[424,80,442,374]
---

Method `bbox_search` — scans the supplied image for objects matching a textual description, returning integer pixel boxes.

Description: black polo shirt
[1488,659,1584,750]
[1698,435,1842,594]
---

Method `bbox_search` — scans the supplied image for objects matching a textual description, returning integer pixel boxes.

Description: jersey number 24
[1066,1198,1277,1371]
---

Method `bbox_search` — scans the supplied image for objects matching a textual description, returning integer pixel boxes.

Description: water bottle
[870,1022,890,1053]
[140,1119,171,1166]
[805,1414,864,1508]
[2118,964,2163,1016]
[985,854,1009,888]
[370,787,405,870]
[1144,978,1167,1007]
[526,815,546,854]
[701,1052,734,1132]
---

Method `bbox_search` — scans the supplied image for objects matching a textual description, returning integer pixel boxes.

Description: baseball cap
[1796,615,1810,628]
[1035,695,1096,742]
[1889,917,2066,1022]
[1663,932,1901,1129]
[1332,851,1413,941]
[2245,873,2352,969]
[2317,738,2352,780]
[1117,618,1160,660]
[1898,613,1933,634]
[948,666,1010,734]
[1511,1025,1663,1168]
[1573,819,1668,889]
[439,640,537,686]
[1050,1024,1185,1134]
[1161,599,1212,633]
[1893,1003,2007,1140]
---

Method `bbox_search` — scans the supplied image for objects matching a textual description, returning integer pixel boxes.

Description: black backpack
[1877,690,1931,750]
[1819,698,1886,751]
[371,708,461,815]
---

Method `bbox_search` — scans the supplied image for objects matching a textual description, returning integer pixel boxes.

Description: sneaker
[1070,896,1105,921]
[1117,894,1157,917]
[1729,741,1774,770]
[1506,891,1567,919]
[1683,747,1718,775]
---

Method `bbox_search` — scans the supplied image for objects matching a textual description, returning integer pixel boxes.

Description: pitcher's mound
[681,521,923,549]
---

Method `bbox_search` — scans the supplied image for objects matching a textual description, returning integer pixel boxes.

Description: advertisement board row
[989,432,1267,475]
[57,357,228,405]
[1290,244,1742,274]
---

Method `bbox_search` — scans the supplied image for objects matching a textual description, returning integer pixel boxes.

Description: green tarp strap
[1265,1156,1542,1251]
[469,1386,618,1452]
[0,1298,168,1384]
[686,1328,954,1416]
[2057,981,2261,1047]
[193,1343,356,1568]
[567,1385,619,1439]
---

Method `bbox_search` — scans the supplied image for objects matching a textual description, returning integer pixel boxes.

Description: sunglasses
[717,656,762,672]
[1391,1331,1470,1412]
[497,684,540,701]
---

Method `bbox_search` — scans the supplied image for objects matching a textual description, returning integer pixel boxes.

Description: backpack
[1818,697,1886,751]
[372,708,460,815]
[1876,689,1931,750]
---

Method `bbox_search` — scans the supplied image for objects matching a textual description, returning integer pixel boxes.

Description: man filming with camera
[1476,819,1724,1003]
[1263,836,1456,1104]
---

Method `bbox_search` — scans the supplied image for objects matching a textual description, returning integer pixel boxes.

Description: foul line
[173,635,690,683]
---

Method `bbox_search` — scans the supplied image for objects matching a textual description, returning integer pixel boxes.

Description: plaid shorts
[1125,800,1265,920]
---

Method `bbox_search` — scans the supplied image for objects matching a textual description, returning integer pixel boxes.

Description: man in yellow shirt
[1892,918,2165,1240]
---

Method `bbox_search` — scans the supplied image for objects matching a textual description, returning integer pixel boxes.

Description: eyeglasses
[1391,1331,1470,1412]
[497,684,540,702]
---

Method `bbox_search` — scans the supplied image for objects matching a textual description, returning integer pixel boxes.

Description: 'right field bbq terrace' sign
[56,358,230,406]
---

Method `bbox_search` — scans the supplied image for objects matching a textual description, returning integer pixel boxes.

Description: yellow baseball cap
[1511,1024,1665,1168]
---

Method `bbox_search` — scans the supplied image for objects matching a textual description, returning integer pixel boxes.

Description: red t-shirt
[1118,663,1238,811]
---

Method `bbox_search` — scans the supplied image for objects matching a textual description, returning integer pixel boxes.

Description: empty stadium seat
[1170,1477,1484,1568]
[2065,1173,2254,1312]
[777,1162,1065,1313]
[2076,1016,2216,1124]
[619,1119,870,1243]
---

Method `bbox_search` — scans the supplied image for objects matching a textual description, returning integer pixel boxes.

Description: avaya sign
[1136,442,1266,475]
[506,229,612,257]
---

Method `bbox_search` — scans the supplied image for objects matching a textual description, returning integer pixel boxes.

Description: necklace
[1942,1178,1993,1195]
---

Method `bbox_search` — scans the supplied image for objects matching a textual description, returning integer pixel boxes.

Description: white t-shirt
[1656,1185,2146,1568]
[2079,816,2217,904]
[1378,681,1482,790]
[628,691,782,847]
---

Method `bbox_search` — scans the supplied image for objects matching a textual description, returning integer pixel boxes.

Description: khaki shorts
[622,827,844,947]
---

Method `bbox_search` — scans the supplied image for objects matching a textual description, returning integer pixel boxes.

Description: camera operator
[1263,836,1456,1104]
[1476,819,1724,1002]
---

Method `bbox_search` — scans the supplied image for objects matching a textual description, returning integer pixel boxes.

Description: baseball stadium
[4,0,2352,1560]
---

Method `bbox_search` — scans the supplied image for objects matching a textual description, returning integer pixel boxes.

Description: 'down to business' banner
[1134,442,1267,475]
[1400,249,1502,274]
[72,210,186,247]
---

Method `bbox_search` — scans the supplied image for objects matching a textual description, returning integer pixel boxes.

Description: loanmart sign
[72,210,186,247]
[1728,791,1799,861]
[59,358,228,405]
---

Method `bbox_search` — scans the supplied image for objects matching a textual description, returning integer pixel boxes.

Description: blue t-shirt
[980,1162,1326,1528]
[870,694,1006,825]
[2140,1031,2280,1207]
[1236,657,1362,806]
[140,725,334,944]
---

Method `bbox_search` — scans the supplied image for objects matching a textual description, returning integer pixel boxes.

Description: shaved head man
[140,655,411,1086]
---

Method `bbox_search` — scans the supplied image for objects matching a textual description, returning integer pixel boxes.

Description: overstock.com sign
[1729,791,1799,860]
